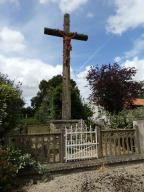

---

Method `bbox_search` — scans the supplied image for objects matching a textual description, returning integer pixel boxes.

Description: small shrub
[0,145,41,191]
[109,107,144,129]
[0,147,17,192]
[7,146,39,173]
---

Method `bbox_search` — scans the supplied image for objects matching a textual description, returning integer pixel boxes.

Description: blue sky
[1,0,144,105]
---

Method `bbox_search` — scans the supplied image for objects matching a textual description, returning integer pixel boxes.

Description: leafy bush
[0,73,24,137]
[0,147,17,192]
[109,107,144,129]
[7,146,40,173]
[0,145,41,191]
[109,110,132,129]
[19,117,41,126]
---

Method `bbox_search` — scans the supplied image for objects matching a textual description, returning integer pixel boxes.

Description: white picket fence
[65,125,98,162]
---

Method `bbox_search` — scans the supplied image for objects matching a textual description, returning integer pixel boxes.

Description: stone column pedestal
[133,119,144,154]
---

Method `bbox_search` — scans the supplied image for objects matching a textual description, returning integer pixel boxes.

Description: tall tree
[0,73,24,136]
[31,75,93,122]
[86,63,143,114]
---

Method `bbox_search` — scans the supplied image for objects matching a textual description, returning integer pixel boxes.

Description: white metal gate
[65,125,98,162]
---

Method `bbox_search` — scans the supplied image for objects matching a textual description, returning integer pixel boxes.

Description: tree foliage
[109,107,144,129]
[21,106,35,118]
[31,75,93,122]
[0,73,24,136]
[87,63,143,114]
[0,145,40,191]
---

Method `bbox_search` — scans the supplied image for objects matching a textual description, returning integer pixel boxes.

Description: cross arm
[44,27,88,41]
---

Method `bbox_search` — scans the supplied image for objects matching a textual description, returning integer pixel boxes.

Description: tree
[21,106,35,118]
[31,75,93,122]
[86,63,143,114]
[0,73,24,136]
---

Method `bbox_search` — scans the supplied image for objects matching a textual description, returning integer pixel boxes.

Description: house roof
[133,98,144,106]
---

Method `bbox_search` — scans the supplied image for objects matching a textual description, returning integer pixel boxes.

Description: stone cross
[44,13,88,120]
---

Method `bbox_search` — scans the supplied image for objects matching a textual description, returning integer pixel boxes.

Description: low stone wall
[9,121,144,165]
[9,133,64,163]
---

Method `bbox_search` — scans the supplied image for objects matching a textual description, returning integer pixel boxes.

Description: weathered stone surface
[25,162,144,192]
[49,119,86,133]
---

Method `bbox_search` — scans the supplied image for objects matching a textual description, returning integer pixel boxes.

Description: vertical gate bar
[85,129,87,158]
[86,128,88,143]
[80,129,82,159]
[92,129,93,157]
[68,140,70,160]
[90,125,92,157]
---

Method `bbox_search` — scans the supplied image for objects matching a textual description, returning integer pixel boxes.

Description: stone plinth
[49,119,86,133]
[133,119,144,154]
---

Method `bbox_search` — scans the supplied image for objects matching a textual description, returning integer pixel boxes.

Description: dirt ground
[24,163,144,192]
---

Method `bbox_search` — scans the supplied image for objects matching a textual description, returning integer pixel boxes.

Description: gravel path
[24,163,144,192]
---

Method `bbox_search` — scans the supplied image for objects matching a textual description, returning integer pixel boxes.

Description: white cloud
[123,57,144,81]
[0,53,91,105]
[0,27,26,53]
[125,34,144,58]
[86,12,94,18]
[39,0,56,4]
[0,0,19,4]
[73,66,91,100]
[114,56,122,63]
[39,0,88,13]
[0,54,62,105]
[107,0,144,34]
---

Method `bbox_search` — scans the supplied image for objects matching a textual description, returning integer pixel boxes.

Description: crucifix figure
[44,13,88,120]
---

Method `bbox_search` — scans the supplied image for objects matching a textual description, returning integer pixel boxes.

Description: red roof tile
[133,98,144,106]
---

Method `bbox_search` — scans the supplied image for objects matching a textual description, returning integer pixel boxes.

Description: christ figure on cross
[44,13,88,120]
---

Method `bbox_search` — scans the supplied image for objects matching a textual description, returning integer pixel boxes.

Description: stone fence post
[133,120,144,154]
[97,127,103,158]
